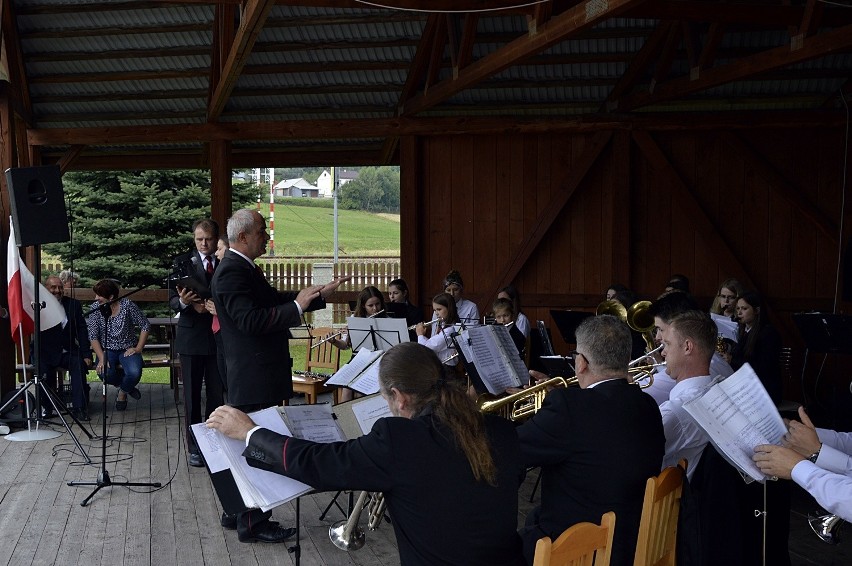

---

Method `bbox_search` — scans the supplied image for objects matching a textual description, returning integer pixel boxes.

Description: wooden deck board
[0,383,847,565]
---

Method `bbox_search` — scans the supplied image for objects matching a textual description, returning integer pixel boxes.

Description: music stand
[549,310,593,344]
[792,313,852,355]
[347,316,409,353]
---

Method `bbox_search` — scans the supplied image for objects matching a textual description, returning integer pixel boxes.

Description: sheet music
[192,425,230,473]
[350,394,393,435]
[710,312,739,343]
[682,363,786,482]
[467,325,524,394]
[349,356,382,395]
[191,407,313,511]
[278,404,346,444]
[326,348,383,387]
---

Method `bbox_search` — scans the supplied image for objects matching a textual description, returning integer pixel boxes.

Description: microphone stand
[68,285,162,506]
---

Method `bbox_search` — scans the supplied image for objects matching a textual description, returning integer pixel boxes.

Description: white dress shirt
[659,374,714,478]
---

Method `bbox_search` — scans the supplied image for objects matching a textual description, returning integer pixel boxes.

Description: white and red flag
[6,217,65,343]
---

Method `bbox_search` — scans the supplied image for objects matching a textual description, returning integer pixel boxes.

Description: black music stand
[792,313,852,355]
[549,310,593,344]
[348,317,408,353]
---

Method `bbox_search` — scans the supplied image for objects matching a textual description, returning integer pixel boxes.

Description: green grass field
[264,204,400,257]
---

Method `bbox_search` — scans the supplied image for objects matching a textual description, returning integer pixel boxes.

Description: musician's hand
[753,444,804,480]
[205,299,217,316]
[783,406,821,456]
[319,275,352,299]
[296,285,324,310]
[529,369,549,385]
[415,322,426,337]
[206,405,256,441]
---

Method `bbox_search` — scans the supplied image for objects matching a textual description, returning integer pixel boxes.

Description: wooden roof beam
[2,0,30,122]
[618,23,852,112]
[696,22,725,71]
[55,144,86,175]
[207,0,276,122]
[424,17,448,93]
[401,0,649,116]
[603,20,674,111]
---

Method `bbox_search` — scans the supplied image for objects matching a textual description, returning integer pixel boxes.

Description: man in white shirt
[754,406,852,521]
[658,310,718,476]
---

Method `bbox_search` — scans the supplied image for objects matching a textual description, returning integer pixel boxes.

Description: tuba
[809,512,844,544]
[328,490,388,551]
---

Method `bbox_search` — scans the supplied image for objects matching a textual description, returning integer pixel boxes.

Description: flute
[310,309,386,349]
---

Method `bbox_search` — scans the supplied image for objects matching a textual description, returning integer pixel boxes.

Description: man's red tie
[206,255,215,279]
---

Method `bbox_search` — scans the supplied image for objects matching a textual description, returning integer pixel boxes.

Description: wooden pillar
[0,81,18,392]
[399,135,421,305]
[210,139,232,232]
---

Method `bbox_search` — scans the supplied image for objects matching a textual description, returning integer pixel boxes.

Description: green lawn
[261,204,399,257]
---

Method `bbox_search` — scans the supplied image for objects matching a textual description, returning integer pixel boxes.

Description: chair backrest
[633,465,685,566]
[533,511,616,566]
[306,326,341,374]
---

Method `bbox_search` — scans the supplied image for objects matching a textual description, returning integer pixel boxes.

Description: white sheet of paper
[277,404,346,444]
[190,423,230,473]
[350,394,393,435]
[327,348,383,387]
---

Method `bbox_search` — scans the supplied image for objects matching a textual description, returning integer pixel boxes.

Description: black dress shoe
[221,513,237,530]
[188,453,204,468]
[128,387,141,400]
[238,522,296,543]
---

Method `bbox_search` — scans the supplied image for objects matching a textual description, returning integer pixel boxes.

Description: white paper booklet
[326,348,384,394]
[681,363,787,482]
[458,324,530,394]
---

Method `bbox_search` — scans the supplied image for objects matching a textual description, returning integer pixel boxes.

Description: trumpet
[478,377,572,422]
[311,309,386,349]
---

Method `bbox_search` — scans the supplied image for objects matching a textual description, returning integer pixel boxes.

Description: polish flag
[6,218,65,343]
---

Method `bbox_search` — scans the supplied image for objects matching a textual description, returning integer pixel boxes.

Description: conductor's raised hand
[295,285,324,311]
[206,405,256,441]
[319,275,352,299]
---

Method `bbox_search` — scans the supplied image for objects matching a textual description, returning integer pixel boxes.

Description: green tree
[44,170,218,289]
[339,166,399,212]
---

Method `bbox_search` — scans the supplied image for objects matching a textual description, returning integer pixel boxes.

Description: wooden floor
[0,383,848,566]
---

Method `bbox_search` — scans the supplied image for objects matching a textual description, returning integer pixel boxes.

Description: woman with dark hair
[441,269,480,325]
[206,342,525,566]
[87,279,150,410]
[329,286,386,352]
[387,278,423,337]
[497,284,529,338]
[417,292,462,378]
[731,290,783,403]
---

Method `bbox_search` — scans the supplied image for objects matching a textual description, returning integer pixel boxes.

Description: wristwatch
[808,445,822,464]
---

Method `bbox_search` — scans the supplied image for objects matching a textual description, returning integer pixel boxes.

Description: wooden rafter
[55,145,86,175]
[619,23,852,112]
[424,17,448,93]
[456,14,479,73]
[402,0,648,116]
[526,1,551,35]
[697,22,724,71]
[650,21,681,91]
[719,131,838,245]
[603,20,675,111]
[483,131,613,309]
[209,3,238,113]
[207,0,276,122]
[1,0,29,122]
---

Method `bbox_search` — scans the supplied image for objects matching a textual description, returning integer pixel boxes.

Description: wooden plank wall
[401,126,851,412]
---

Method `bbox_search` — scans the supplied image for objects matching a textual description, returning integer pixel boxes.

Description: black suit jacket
[210,250,324,407]
[244,411,525,566]
[38,296,92,368]
[169,250,215,356]
[517,379,665,566]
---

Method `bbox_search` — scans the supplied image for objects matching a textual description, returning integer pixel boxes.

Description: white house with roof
[274,178,318,198]
[316,169,359,198]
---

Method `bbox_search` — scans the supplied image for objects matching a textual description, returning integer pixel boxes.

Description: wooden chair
[632,464,685,566]
[533,511,616,566]
[289,326,342,405]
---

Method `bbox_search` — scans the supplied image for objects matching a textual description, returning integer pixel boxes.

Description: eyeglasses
[569,350,586,362]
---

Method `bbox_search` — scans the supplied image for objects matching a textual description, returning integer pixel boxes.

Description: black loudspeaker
[6,165,70,246]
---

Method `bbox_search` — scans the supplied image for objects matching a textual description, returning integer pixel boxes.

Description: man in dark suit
[210,208,348,543]
[39,276,92,420]
[517,315,665,566]
[169,218,224,468]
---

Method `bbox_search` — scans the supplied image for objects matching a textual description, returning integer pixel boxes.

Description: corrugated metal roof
[9,0,852,166]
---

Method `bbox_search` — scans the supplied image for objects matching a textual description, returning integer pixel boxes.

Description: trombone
[628,344,664,388]
[310,309,386,349]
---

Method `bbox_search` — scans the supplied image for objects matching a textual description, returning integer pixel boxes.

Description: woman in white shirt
[441,269,479,325]
[417,292,462,379]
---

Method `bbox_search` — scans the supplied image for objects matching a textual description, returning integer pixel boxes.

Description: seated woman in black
[206,342,525,566]
[386,278,422,341]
